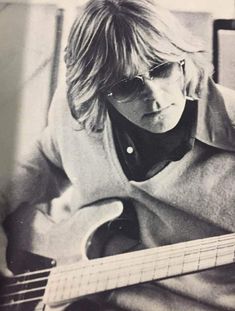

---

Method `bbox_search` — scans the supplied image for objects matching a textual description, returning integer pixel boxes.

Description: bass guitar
[0,200,235,310]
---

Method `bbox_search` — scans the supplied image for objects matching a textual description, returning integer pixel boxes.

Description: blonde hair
[65,0,212,132]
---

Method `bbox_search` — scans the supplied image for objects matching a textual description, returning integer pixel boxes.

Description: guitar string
[1,247,234,298]
[2,236,235,293]
[1,235,235,292]
[0,249,234,307]
[4,275,49,287]
[2,240,234,299]
[0,296,44,307]
[1,254,234,307]
[1,238,234,307]
[5,233,235,278]
[3,233,235,288]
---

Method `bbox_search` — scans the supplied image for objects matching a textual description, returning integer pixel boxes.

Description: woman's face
[106,62,186,133]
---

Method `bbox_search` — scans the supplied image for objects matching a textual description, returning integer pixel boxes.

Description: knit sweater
[1,78,235,310]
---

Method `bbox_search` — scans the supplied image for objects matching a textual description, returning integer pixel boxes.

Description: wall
[158,0,235,18]
[0,2,57,178]
[0,0,234,178]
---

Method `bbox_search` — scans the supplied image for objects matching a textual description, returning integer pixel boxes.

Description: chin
[142,101,186,134]
[143,116,181,134]
[159,119,180,133]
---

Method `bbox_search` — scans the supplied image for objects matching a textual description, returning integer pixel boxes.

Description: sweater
[1,78,235,310]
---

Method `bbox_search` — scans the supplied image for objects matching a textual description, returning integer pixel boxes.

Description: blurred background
[0,0,235,177]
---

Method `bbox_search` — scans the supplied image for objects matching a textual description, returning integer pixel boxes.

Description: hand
[0,225,13,277]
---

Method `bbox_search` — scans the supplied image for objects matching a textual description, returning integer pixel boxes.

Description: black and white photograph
[0,0,235,310]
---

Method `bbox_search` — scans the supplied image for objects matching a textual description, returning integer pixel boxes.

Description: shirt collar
[195,78,235,151]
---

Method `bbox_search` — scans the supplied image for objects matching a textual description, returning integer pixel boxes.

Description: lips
[144,103,174,117]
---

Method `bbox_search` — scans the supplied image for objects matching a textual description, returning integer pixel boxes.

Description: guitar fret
[43,234,235,305]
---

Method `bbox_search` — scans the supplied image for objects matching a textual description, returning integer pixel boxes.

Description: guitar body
[1,200,235,311]
[2,200,130,311]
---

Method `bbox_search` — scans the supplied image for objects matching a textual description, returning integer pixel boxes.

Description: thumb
[0,266,13,277]
[0,252,13,277]
[0,225,13,277]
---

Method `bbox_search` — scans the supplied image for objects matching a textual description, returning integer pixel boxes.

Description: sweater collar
[195,79,235,151]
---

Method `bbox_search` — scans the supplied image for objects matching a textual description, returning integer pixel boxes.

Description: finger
[0,226,11,277]
[0,260,13,277]
[1,267,13,277]
[0,254,13,277]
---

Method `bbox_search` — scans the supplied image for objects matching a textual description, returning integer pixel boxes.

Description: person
[0,0,235,310]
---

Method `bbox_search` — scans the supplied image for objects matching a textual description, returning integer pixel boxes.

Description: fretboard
[43,233,235,305]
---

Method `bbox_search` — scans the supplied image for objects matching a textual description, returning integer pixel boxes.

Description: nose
[142,79,165,110]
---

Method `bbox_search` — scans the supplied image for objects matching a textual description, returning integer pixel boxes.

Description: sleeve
[0,87,70,223]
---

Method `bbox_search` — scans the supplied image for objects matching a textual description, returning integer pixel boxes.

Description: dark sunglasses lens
[112,77,143,100]
[150,62,175,79]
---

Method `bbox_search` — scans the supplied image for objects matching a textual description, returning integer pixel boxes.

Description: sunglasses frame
[105,59,185,100]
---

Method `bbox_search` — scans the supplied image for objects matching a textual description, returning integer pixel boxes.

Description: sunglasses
[105,60,185,102]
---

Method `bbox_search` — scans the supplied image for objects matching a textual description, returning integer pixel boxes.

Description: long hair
[65,0,212,132]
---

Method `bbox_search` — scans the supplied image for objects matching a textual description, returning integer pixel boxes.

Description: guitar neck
[43,233,235,305]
